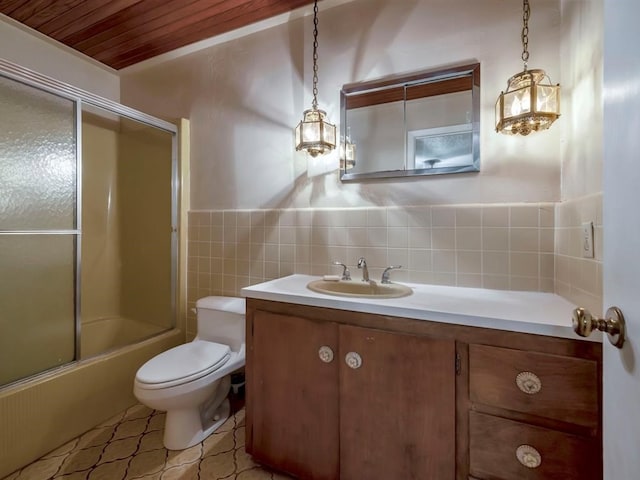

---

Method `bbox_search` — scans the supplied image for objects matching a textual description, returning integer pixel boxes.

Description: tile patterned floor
[3,402,293,480]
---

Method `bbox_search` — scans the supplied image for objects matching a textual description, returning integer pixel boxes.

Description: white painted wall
[0,15,119,102]
[560,0,603,200]
[121,0,563,210]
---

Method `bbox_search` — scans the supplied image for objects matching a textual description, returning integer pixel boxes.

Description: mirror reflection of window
[408,124,473,170]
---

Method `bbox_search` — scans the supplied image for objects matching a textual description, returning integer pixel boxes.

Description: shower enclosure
[0,60,178,388]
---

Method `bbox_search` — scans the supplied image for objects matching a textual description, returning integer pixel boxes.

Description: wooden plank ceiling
[0,0,315,70]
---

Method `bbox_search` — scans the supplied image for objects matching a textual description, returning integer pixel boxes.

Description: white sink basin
[307,279,413,299]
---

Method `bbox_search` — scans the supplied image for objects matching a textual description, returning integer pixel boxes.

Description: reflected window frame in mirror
[339,62,480,181]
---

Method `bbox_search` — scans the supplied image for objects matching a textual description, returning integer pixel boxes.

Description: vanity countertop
[241,274,600,342]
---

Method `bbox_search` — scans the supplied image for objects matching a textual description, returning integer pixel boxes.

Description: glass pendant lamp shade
[495,69,560,135]
[341,140,356,169]
[295,108,336,157]
[495,0,560,136]
[340,128,356,169]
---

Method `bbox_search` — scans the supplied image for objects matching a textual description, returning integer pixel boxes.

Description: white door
[603,0,640,478]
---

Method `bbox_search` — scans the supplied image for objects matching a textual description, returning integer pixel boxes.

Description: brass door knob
[572,306,626,348]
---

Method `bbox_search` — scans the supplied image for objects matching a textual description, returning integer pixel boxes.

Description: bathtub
[80,316,170,359]
[0,327,183,479]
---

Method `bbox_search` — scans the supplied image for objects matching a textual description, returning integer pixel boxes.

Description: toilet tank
[195,296,245,351]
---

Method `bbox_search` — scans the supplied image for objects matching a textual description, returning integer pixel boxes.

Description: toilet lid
[136,341,231,386]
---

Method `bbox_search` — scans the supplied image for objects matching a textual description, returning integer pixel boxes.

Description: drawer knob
[345,351,362,369]
[516,444,542,468]
[516,371,542,394]
[318,346,334,363]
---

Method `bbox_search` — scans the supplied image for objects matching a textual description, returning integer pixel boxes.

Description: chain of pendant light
[311,0,320,110]
[521,0,530,70]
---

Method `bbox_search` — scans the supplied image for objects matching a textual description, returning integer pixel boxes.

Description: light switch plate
[582,221,594,258]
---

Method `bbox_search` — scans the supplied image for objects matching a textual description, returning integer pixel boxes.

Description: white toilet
[134,296,246,450]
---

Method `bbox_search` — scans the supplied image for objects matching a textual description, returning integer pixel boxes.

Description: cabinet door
[248,311,339,480]
[339,325,456,480]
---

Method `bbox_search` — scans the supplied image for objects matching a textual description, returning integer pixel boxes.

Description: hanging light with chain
[340,126,356,170]
[495,0,560,135]
[295,0,336,156]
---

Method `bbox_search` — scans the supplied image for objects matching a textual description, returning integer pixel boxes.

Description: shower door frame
[0,58,179,376]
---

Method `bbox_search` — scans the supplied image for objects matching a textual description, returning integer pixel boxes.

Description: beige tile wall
[555,193,603,315]
[186,203,556,336]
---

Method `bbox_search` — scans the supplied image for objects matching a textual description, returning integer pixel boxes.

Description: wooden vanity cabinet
[466,343,602,480]
[247,310,339,480]
[245,299,602,480]
[339,324,455,479]
[246,302,456,480]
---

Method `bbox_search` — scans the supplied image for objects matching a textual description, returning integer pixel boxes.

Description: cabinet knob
[345,351,362,369]
[515,371,542,395]
[318,346,334,363]
[516,444,542,469]
[572,306,626,348]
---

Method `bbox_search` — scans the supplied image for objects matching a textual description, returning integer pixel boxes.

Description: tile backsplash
[554,193,603,315]
[186,203,558,335]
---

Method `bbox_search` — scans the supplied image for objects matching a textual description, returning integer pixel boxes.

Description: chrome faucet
[333,261,351,280]
[357,257,369,282]
[381,265,402,284]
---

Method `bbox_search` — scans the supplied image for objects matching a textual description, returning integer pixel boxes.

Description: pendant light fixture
[495,0,560,136]
[340,127,356,170]
[295,0,336,157]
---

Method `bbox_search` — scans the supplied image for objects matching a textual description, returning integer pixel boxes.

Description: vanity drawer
[469,412,600,480]
[469,344,599,428]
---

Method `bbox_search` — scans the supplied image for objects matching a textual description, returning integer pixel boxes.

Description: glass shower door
[0,74,78,386]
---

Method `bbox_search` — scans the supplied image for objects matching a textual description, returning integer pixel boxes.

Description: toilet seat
[136,341,231,390]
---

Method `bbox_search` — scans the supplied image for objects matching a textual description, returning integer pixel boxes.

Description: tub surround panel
[81,116,122,325]
[186,203,556,337]
[117,123,174,330]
